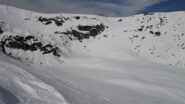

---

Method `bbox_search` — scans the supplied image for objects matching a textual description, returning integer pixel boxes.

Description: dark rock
[138,28,142,31]
[155,32,161,36]
[38,16,64,26]
[38,17,48,22]
[141,37,146,40]
[0,35,61,57]
[150,31,154,34]
[0,27,3,34]
[117,19,122,22]
[138,26,144,32]
[143,12,154,16]
[103,35,107,37]
[25,35,35,40]
[75,16,80,20]
[63,24,105,41]
[133,35,138,38]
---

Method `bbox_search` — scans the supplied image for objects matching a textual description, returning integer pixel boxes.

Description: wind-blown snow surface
[0,5,185,104]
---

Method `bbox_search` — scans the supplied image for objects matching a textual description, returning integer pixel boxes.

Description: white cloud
[121,0,168,14]
[0,0,168,16]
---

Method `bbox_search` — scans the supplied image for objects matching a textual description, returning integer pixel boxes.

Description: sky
[0,0,184,17]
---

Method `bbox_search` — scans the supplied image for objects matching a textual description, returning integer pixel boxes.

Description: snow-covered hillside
[0,5,185,104]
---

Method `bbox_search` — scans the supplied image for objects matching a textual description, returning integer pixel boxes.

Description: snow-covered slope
[0,5,185,66]
[0,5,185,104]
[0,50,67,104]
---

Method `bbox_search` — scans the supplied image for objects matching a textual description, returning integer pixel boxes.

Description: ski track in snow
[0,51,68,104]
[21,56,185,104]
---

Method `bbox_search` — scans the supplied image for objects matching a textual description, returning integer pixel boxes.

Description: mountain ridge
[0,5,185,66]
[0,5,185,104]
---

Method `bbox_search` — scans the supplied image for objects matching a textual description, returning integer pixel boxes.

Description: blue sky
[139,0,185,13]
[0,0,184,17]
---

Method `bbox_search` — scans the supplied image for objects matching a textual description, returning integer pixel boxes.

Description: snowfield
[0,5,185,104]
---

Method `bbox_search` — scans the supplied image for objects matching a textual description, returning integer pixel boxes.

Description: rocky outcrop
[38,16,67,26]
[0,35,61,57]
[62,24,105,41]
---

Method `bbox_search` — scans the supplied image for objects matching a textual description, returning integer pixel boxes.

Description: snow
[0,5,185,104]
[0,51,67,104]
